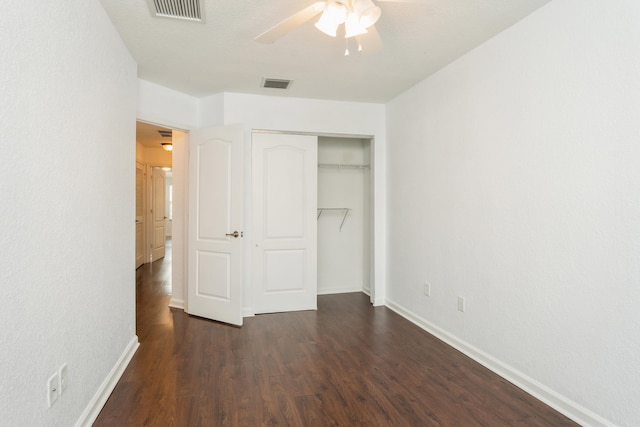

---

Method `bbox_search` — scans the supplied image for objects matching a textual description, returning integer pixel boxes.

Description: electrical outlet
[59,364,68,393]
[423,282,430,297]
[457,296,465,312]
[47,372,59,407]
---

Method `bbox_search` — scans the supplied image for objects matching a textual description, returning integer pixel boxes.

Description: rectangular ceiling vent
[147,0,204,22]
[262,78,293,90]
[158,130,173,138]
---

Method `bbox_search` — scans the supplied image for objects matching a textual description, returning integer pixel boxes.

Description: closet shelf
[317,208,351,232]
[318,163,370,170]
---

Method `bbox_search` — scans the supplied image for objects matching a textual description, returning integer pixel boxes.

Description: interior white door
[252,132,318,314]
[187,125,243,326]
[135,161,145,269]
[152,168,166,261]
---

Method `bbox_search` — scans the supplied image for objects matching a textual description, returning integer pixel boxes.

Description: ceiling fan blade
[255,1,326,44]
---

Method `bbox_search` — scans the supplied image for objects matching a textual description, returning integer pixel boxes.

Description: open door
[151,168,166,261]
[187,125,244,326]
[252,132,318,314]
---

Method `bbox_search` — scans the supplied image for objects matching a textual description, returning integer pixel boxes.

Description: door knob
[225,231,241,238]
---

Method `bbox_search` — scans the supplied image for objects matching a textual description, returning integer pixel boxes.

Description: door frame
[134,127,173,266]
[135,161,146,269]
[249,129,377,311]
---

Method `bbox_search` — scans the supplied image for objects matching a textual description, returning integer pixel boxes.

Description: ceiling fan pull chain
[345,38,350,56]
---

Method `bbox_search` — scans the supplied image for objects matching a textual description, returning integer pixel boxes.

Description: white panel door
[152,168,166,261]
[135,161,145,268]
[187,125,243,326]
[252,133,318,314]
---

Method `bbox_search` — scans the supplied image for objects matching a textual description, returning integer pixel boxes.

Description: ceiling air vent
[158,130,172,138]
[147,0,204,22]
[262,78,292,90]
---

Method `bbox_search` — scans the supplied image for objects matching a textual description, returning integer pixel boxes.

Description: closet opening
[251,130,376,314]
[317,136,372,297]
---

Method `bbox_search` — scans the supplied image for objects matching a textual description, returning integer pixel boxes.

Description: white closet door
[252,133,318,314]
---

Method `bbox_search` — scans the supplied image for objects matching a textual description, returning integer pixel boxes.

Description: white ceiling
[100,0,550,104]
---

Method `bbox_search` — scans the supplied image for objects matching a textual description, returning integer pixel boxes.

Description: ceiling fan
[254,0,398,55]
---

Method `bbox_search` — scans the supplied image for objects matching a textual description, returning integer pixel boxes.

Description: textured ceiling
[100,0,551,103]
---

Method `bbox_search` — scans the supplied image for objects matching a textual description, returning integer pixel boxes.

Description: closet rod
[317,208,351,232]
[318,163,370,170]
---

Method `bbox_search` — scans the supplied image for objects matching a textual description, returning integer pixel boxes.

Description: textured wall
[0,0,137,425]
[137,79,199,130]
[386,0,640,425]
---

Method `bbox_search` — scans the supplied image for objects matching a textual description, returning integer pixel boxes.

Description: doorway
[317,136,372,296]
[134,121,173,262]
[251,131,375,315]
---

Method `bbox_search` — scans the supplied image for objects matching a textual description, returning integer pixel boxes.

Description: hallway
[94,244,576,426]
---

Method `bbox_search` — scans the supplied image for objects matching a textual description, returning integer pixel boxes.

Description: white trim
[371,297,385,307]
[384,299,614,427]
[168,298,184,310]
[74,336,140,427]
[243,307,255,317]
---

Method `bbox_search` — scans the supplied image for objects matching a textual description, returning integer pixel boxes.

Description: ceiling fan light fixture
[344,11,368,38]
[353,0,381,28]
[315,0,347,37]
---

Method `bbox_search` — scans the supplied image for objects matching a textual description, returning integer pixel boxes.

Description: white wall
[317,138,371,294]
[138,79,200,130]
[199,93,225,128]
[386,0,640,425]
[136,141,145,162]
[0,0,137,425]
[202,93,387,310]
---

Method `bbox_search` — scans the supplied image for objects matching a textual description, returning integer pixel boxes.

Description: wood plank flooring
[94,248,577,426]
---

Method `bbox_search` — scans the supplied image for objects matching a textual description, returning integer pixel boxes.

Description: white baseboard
[243,307,255,317]
[371,297,385,306]
[168,297,185,310]
[74,336,139,427]
[384,299,614,427]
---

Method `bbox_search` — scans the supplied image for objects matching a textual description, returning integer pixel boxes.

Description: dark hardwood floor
[94,245,577,426]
